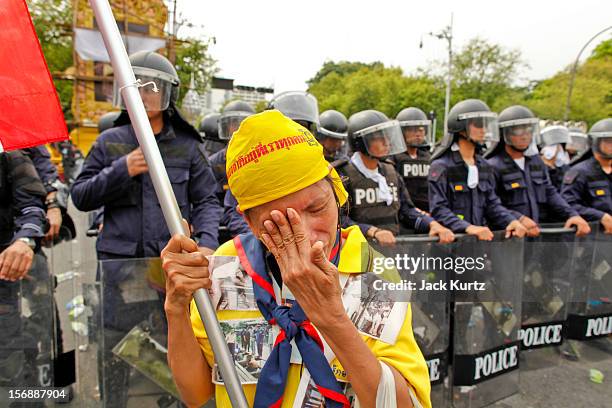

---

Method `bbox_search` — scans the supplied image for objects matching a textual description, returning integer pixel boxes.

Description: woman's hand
[260,208,346,330]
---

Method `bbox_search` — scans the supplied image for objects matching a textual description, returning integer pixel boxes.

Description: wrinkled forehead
[247,180,334,222]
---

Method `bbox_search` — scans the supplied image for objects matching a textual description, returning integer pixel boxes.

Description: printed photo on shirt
[213,319,275,385]
[295,375,358,408]
[208,256,257,311]
[342,273,407,344]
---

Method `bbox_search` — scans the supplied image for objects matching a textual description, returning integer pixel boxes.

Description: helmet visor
[318,127,347,140]
[457,112,499,144]
[501,118,539,151]
[218,112,251,140]
[539,126,571,146]
[592,134,612,158]
[399,119,431,147]
[566,132,588,153]
[271,92,319,125]
[356,120,407,158]
[113,67,174,112]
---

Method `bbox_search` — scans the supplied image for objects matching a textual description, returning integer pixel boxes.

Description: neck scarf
[350,152,394,205]
[233,231,349,408]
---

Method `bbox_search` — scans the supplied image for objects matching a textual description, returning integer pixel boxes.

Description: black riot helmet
[113,51,180,112]
[589,118,612,160]
[97,111,121,133]
[218,100,255,140]
[318,110,348,141]
[199,112,221,141]
[567,128,589,157]
[447,99,499,147]
[348,110,406,159]
[268,91,319,134]
[396,107,432,148]
[497,105,539,153]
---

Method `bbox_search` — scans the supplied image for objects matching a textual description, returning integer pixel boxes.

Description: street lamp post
[564,25,612,121]
[424,14,454,138]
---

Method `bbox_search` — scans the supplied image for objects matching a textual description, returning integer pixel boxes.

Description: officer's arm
[398,175,432,233]
[223,189,250,236]
[189,145,222,250]
[543,167,578,219]
[71,141,134,211]
[561,170,606,222]
[428,162,471,232]
[23,146,59,193]
[8,152,47,242]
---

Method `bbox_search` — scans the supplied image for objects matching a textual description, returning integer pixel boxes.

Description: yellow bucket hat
[226,110,348,211]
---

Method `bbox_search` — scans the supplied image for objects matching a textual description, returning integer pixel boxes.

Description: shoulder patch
[428,162,446,182]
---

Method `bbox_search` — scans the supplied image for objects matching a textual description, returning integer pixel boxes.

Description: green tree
[306,61,384,87]
[174,37,217,107]
[590,37,612,60]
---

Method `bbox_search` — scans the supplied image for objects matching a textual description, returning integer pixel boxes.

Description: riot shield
[91,258,180,407]
[381,235,451,408]
[519,225,576,369]
[451,231,524,408]
[567,223,612,343]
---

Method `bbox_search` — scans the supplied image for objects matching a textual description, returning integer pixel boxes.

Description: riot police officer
[268,90,320,135]
[0,150,47,394]
[317,109,349,162]
[392,107,433,211]
[71,51,221,405]
[486,105,590,236]
[199,112,223,157]
[562,118,612,234]
[539,125,571,191]
[567,128,589,160]
[98,111,121,134]
[428,99,527,240]
[337,109,454,246]
[209,101,255,201]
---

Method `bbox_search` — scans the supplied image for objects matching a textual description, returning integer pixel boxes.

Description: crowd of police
[1,49,611,407]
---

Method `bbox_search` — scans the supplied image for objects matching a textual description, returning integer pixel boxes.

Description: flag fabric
[0,0,68,152]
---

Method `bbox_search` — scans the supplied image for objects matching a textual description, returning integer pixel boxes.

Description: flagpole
[88,1,248,406]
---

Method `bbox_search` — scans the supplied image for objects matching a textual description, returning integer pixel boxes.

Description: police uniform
[1,151,47,390]
[222,188,251,237]
[548,164,569,192]
[209,147,228,204]
[487,150,578,223]
[392,148,431,211]
[429,149,517,232]
[337,159,433,235]
[72,121,222,259]
[561,156,612,221]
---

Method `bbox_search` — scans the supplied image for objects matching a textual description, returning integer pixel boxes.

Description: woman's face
[244,179,339,258]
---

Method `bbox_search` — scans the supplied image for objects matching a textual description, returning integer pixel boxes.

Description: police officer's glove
[601,213,612,235]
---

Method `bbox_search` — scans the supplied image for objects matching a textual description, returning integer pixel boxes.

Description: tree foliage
[174,38,217,106]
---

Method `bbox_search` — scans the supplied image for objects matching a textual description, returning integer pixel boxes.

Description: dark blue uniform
[223,189,251,237]
[22,146,58,194]
[561,156,612,222]
[548,164,569,192]
[428,150,517,232]
[209,147,227,204]
[71,122,222,258]
[487,151,577,223]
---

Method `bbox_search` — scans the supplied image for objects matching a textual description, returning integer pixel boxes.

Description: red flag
[0,0,68,152]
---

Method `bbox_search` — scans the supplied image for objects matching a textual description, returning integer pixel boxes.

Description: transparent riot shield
[451,231,523,408]
[519,225,576,369]
[89,258,181,407]
[567,223,612,344]
[385,235,451,408]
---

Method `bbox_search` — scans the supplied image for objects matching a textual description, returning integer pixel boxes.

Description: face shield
[458,112,499,145]
[592,132,612,159]
[500,118,539,152]
[113,66,177,112]
[272,92,320,125]
[538,126,570,147]
[355,120,406,159]
[566,132,588,155]
[399,119,431,147]
[218,112,251,140]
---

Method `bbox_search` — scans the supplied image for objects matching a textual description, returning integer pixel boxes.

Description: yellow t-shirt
[189,226,431,407]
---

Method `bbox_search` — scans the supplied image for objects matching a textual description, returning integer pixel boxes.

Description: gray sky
[177,0,612,93]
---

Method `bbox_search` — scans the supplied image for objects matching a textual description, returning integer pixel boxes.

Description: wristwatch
[17,237,36,250]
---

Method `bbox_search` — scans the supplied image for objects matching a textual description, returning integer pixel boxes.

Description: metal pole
[443,13,453,138]
[88,1,248,406]
[563,25,612,120]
